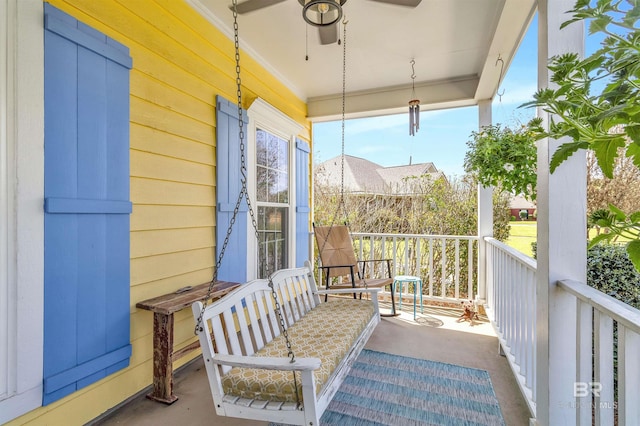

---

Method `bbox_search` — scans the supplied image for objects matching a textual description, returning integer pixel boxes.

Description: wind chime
[408,59,420,136]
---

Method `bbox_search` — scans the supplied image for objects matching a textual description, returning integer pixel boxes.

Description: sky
[312,14,601,179]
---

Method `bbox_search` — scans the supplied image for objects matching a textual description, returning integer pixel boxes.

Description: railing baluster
[392,236,398,277]
[404,236,409,275]
[381,236,387,277]
[619,324,640,425]
[428,238,434,298]
[468,239,473,300]
[576,298,593,425]
[514,261,522,367]
[441,238,446,298]
[594,311,615,426]
[416,237,422,289]
[454,239,460,299]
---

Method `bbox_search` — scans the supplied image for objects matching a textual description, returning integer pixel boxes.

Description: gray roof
[509,194,536,209]
[316,155,445,195]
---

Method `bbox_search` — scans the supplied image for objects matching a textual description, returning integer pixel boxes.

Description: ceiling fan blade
[230,0,287,14]
[368,0,422,7]
[318,24,338,45]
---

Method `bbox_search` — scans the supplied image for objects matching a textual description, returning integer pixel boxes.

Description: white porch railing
[557,279,640,425]
[351,233,479,301]
[485,236,640,424]
[311,232,479,302]
[310,230,640,424]
[484,237,537,417]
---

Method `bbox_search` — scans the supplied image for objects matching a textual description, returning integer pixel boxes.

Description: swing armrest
[212,353,321,371]
[315,288,382,296]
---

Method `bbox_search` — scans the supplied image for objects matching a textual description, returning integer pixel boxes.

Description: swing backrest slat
[255,290,274,344]
[245,293,264,351]
[284,277,302,323]
[209,315,231,374]
[234,299,254,356]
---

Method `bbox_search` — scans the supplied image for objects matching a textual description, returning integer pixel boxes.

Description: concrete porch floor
[93,301,532,426]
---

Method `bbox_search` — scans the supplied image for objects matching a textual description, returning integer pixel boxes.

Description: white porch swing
[191,3,380,425]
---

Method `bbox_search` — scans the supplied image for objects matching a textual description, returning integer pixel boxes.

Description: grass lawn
[505,221,536,258]
[503,221,625,258]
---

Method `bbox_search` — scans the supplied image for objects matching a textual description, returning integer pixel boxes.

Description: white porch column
[476,99,493,302]
[536,1,585,425]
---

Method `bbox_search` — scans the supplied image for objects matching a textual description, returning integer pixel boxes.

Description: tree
[464,119,541,201]
[525,0,640,270]
[587,141,640,217]
[313,169,511,298]
[314,171,511,241]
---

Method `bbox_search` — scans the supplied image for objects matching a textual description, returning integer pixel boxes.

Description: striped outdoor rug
[273,349,505,426]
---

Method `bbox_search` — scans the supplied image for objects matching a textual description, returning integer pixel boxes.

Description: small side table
[393,275,423,319]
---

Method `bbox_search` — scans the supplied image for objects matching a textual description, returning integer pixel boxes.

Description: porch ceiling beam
[474,0,537,101]
[307,75,479,122]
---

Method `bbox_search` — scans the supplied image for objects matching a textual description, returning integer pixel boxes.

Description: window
[215,97,309,283]
[256,129,289,277]
[247,99,303,279]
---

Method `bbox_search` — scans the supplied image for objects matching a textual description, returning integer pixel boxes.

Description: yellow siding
[131,124,215,165]
[9,0,311,424]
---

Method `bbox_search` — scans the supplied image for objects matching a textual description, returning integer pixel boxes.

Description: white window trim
[0,0,44,423]
[246,98,303,280]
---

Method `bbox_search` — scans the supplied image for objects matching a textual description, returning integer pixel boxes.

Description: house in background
[316,154,447,195]
[509,194,536,221]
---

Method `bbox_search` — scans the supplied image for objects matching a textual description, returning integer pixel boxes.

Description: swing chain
[317,19,349,267]
[196,0,300,403]
[193,1,246,335]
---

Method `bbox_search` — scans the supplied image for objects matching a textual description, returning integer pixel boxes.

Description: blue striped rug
[273,349,505,426]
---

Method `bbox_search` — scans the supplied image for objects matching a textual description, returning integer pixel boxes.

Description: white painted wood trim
[476,99,493,303]
[536,1,585,424]
[0,0,10,403]
[246,98,305,280]
[0,0,44,423]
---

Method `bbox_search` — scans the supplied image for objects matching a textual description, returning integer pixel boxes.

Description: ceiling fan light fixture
[299,0,345,27]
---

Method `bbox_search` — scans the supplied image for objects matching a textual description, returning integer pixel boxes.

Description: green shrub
[532,242,640,309]
[587,244,640,310]
[511,215,516,221]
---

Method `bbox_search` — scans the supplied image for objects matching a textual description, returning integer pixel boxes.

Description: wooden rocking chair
[313,224,398,316]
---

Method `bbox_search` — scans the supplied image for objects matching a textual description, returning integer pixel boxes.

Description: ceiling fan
[230,0,422,45]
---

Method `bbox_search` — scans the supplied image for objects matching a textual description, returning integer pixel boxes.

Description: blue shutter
[216,96,248,282]
[295,139,311,267]
[43,3,132,405]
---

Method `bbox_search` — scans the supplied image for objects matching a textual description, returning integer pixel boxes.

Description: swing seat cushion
[221,298,375,403]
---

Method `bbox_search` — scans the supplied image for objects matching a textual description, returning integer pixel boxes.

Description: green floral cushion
[221,298,375,403]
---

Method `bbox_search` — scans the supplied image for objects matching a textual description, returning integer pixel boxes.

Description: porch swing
[191,3,381,425]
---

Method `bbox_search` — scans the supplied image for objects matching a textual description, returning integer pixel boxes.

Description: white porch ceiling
[191,0,536,120]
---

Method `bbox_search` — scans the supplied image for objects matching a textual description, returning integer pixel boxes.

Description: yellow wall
[10,0,310,424]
